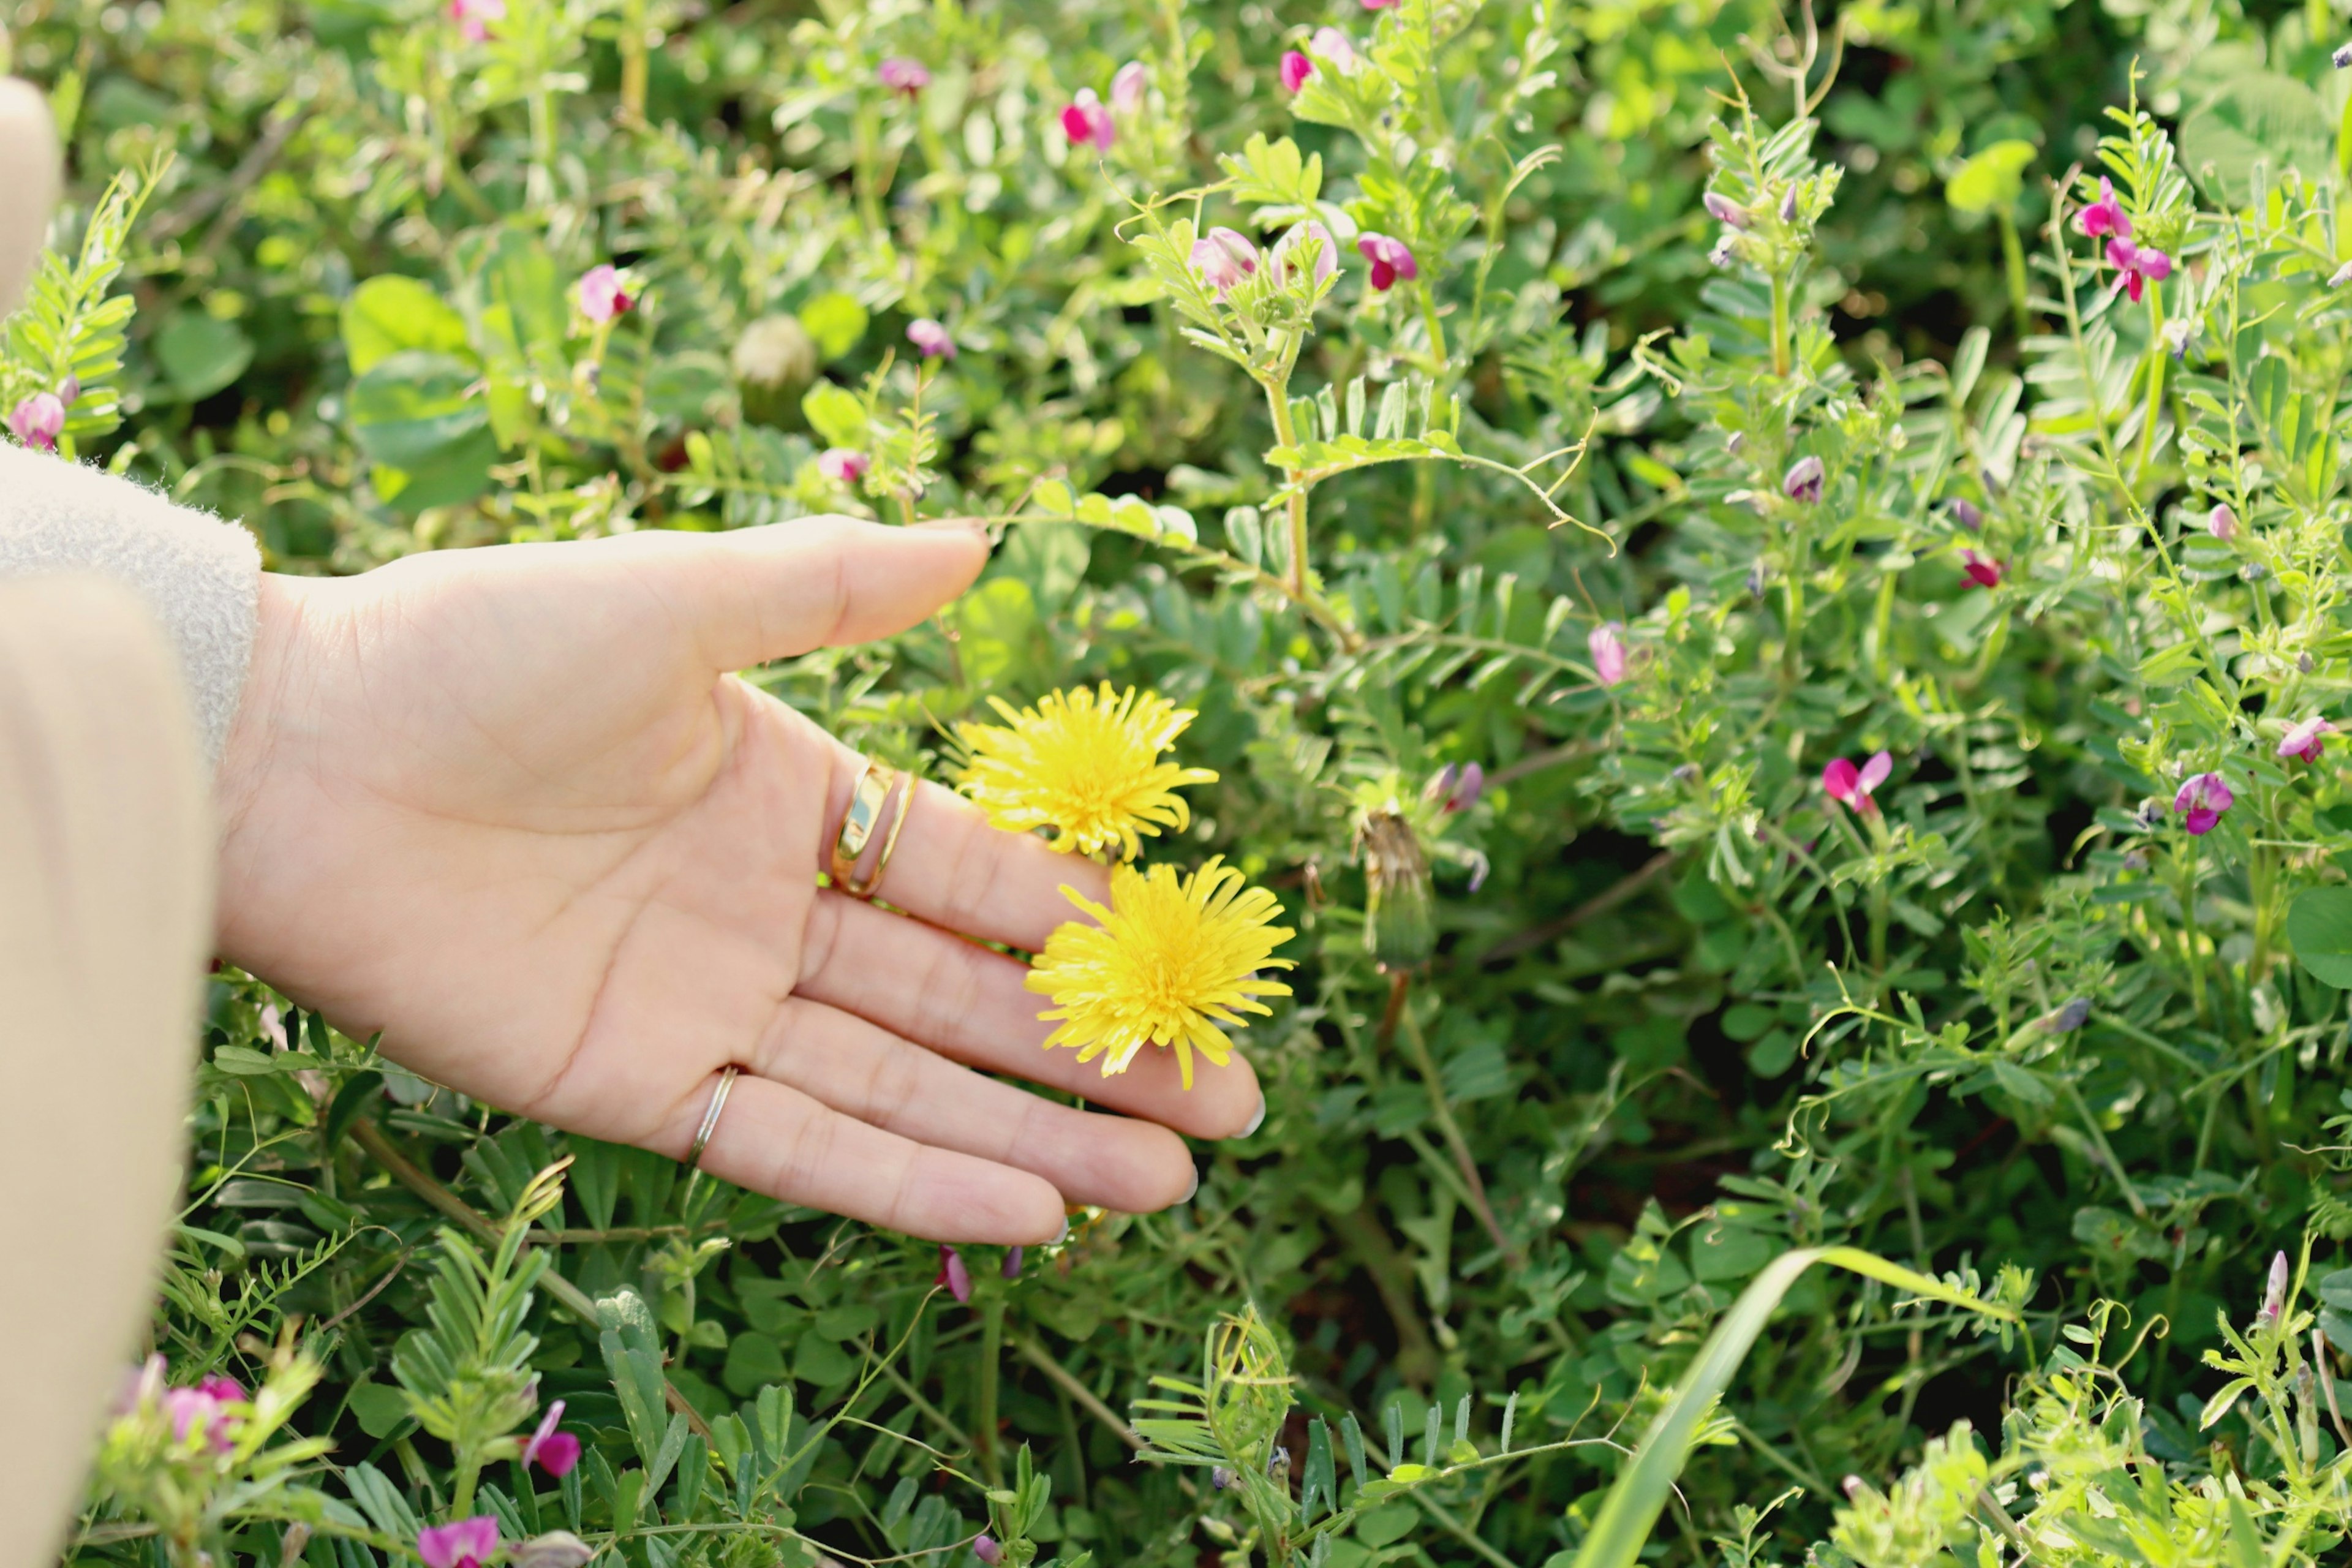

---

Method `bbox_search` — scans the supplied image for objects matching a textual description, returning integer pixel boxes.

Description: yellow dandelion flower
[955,684,1218,858]
[1026,857,1294,1088]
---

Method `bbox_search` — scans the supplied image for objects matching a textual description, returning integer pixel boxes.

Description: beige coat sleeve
[0,577,211,1568]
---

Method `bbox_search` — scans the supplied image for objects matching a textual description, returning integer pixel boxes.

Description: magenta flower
[1271,221,1338,288]
[447,0,503,40]
[10,391,64,452]
[2206,503,2237,540]
[1356,232,1418,291]
[418,1518,500,1568]
[1822,751,1893,814]
[1191,227,1258,295]
[1110,61,1147,116]
[936,1245,973,1304]
[2106,238,2172,303]
[1060,89,1114,150]
[1589,622,1627,687]
[1280,50,1314,91]
[1309,26,1359,70]
[1361,0,1398,8]
[973,1537,1003,1567]
[1959,548,2004,589]
[158,1374,246,1453]
[1703,192,1751,230]
[519,1399,582,1478]
[878,57,931,94]
[1002,1246,1024,1280]
[1782,454,1823,503]
[817,448,870,486]
[2078,177,2130,241]
[2279,716,2335,763]
[907,318,956,360]
[575,265,631,325]
[2173,771,2233,835]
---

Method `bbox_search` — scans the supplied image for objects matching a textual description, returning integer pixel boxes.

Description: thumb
[620,515,989,671]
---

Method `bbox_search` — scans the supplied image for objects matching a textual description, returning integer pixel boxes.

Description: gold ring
[842,771,916,900]
[829,759,897,887]
[688,1066,739,1171]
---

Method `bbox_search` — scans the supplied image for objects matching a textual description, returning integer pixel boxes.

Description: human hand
[214,518,1261,1243]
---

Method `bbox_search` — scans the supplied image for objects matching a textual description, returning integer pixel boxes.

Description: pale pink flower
[906,318,956,359]
[817,448,870,486]
[1588,622,1627,687]
[418,1518,500,1568]
[1060,89,1114,150]
[972,1537,1003,1566]
[1308,26,1358,70]
[1355,232,1417,290]
[575,265,631,325]
[9,392,64,452]
[2261,1250,2291,1324]
[1782,453,1823,503]
[2078,177,2130,240]
[1280,50,1314,92]
[2279,716,2335,764]
[1191,227,1257,295]
[1703,192,1751,230]
[1271,221,1338,288]
[2174,771,2233,835]
[1822,751,1893,813]
[2206,503,2237,540]
[447,0,503,41]
[878,58,931,95]
[1110,61,1147,116]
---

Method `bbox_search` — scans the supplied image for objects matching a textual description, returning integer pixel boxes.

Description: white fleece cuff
[0,446,260,767]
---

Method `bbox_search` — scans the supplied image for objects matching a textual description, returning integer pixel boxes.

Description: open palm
[215,517,1257,1243]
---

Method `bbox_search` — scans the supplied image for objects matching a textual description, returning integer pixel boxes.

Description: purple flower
[1782,454,1823,503]
[1060,89,1114,149]
[9,392,64,453]
[2279,716,2335,764]
[1703,191,1751,230]
[1355,232,1418,291]
[520,1399,581,1478]
[575,265,631,325]
[2261,1250,2290,1324]
[817,448,870,486]
[1308,26,1358,70]
[972,1537,1003,1567]
[2078,177,2130,241]
[2173,771,2233,835]
[936,1245,973,1304]
[2106,238,2172,303]
[1948,497,1982,532]
[1823,751,1893,813]
[1002,1246,1024,1280]
[1212,1465,1237,1488]
[907,318,957,360]
[1589,622,1627,687]
[1110,61,1147,116]
[1191,227,1258,295]
[1280,50,1314,92]
[1960,548,2004,589]
[1271,221,1338,288]
[2206,503,2237,540]
[1450,761,1484,810]
[2335,41,2352,70]
[418,1519,500,1568]
[878,57,931,95]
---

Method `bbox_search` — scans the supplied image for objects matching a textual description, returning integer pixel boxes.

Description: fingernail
[1242,1095,1267,1139]
[1050,1216,1071,1245]
[1181,1166,1200,1204]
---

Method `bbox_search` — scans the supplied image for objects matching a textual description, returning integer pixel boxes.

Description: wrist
[213,571,317,963]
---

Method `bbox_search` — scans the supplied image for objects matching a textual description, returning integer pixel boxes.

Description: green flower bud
[732,314,819,426]
[1357,809,1433,973]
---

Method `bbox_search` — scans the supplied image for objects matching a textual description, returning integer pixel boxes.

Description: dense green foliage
[38,0,2352,1562]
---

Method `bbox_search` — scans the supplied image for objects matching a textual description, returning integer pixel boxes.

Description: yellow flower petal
[955,683,1218,858]
[1025,857,1294,1089]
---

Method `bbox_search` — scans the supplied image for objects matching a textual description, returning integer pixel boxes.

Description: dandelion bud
[1948,497,1982,532]
[1782,454,1824,503]
[1703,191,1751,230]
[8,391,64,453]
[906,318,957,359]
[1589,622,1628,687]
[878,56,931,95]
[971,1536,1003,1566]
[1060,89,1115,149]
[2331,259,2352,287]
[2261,1250,2290,1324]
[1191,227,1259,295]
[2335,40,2352,69]
[733,314,818,424]
[1280,50,1314,92]
[575,263,631,325]
[1001,1246,1024,1280]
[1356,810,1434,973]
[1110,60,1147,116]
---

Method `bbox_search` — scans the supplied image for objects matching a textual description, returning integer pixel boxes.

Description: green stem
[1264,371,1311,598]
[1396,1001,1520,1269]
[1997,209,2029,337]
[618,0,648,125]
[2135,285,2166,478]
[975,1296,1006,1486]
[1419,283,1449,371]
[2177,839,2210,1026]
[1769,267,1793,379]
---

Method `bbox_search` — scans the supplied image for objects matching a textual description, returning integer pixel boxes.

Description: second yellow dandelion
[955,683,1218,859]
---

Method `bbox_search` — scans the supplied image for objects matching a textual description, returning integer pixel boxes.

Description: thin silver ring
[688,1066,740,1171]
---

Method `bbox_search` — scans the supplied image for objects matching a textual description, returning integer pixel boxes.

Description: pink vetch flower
[447,0,503,41]
[2278,715,2337,764]
[575,265,631,325]
[519,1399,582,1478]
[1423,761,1485,812]
[1002,1245,1025,1280]
[418,1518,501,1568]
[2078,177,2131,241]
[2206,502,2238,540]
[1308,26,1359,70]
[9,391,64,452]
[906,318,957,360]
[1588,622,1627,687]
[1782,453,1823,503]
[2174,771,2234,835]
[2106,237,2173,304]
[2260,1250,2291,1325]
[1822,750,1893,814]
[817,448,870,486]
[878,57,932,95]
[1060,89,1115,150]
[1191,227,1258,295]
[1110,61,1147,116]
[158,1372,247,1453]
[1356,232,1418,291]
[1702,191,1751,230]
[1280,50,1315,92]
[972,1537,1004,1567]
[1959,548,2005,589]
[936,1245,973,1304]
[1270,221,1338,289]
[1360,0,1398,9]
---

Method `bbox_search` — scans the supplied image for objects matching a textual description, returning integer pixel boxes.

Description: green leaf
[349,350,489,469]
[152,310,253,401]
[342,275,471,375]
[797,291,868,359]
[2179,74,2331,209]
[2288,886,2352,988]
[802,380,867,448]
[1945,140,2038,217]
[347,1381,416,1439]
